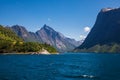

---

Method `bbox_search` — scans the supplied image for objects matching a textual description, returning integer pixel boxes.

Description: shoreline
[1,52,59,55]
[0,48,58,55]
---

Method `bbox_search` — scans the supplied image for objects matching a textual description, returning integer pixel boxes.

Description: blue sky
[0,0,120,40]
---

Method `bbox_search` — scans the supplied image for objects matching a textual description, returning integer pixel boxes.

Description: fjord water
[0,53,120,80]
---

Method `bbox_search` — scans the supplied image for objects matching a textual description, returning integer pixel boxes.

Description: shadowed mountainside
[75,8,120,53]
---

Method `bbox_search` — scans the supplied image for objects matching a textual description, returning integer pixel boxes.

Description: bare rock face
[9,24,81,52]
[75,8,120,52]
[10,25,41,42]
[36,24,81,52]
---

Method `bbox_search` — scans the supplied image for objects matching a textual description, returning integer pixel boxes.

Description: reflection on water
[0,53,120,80]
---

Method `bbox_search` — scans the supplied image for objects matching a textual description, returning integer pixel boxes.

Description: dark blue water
[0,53,120,80]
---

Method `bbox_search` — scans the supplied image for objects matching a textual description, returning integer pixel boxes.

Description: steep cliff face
[36,24,81,52]
[75,8,120,52]
[9,24,81,52]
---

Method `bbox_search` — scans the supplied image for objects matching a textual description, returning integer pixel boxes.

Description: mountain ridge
[0,25,57,53]
[8,24,81,52]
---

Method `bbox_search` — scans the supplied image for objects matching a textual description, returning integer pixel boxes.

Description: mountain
[75,8,120,53]
[9,24,81,52]
[0,25,22,42]
[0,25,22,53]
[8,25,40,42]
[0,25,57,53]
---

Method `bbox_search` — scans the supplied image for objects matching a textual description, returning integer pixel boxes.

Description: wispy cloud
[47,18,51,21]
[84,26,91,32]
[80,35,86,40]
[79,26,91,40]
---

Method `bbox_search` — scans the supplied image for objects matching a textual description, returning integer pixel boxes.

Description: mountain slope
[75,8,120,53]
[0,25,22,42]
[0,25,23,53]
[9,25,41,42]
[0,25,57,53]
[9,24,81,52]
[37,24,81,52]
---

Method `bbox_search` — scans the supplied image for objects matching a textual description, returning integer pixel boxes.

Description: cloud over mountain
[84,26,91,32]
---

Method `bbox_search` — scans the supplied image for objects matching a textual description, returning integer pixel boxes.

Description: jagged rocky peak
[41,24,54,31]
[11,25,26,30]
[10,25,33,41]
[9,24,82,52]
[11,25,29,35]
[101,7,120,12]
[37,24,82,52]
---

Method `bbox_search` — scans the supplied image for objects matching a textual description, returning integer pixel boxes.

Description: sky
[0,0,120,40]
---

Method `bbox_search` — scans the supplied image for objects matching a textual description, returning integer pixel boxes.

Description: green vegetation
[13,42,57,53]
[0,25,22,42]
[75,43,120,53]
[0,25,57,54]
[42,43,57,53]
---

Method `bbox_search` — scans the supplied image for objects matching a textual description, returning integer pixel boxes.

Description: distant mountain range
[8,24,81,52]
[75,8,120,53]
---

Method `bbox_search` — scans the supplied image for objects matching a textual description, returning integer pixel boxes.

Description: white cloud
[80,35,86,40]
[47,18,51,21]
[84,26,91,32]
